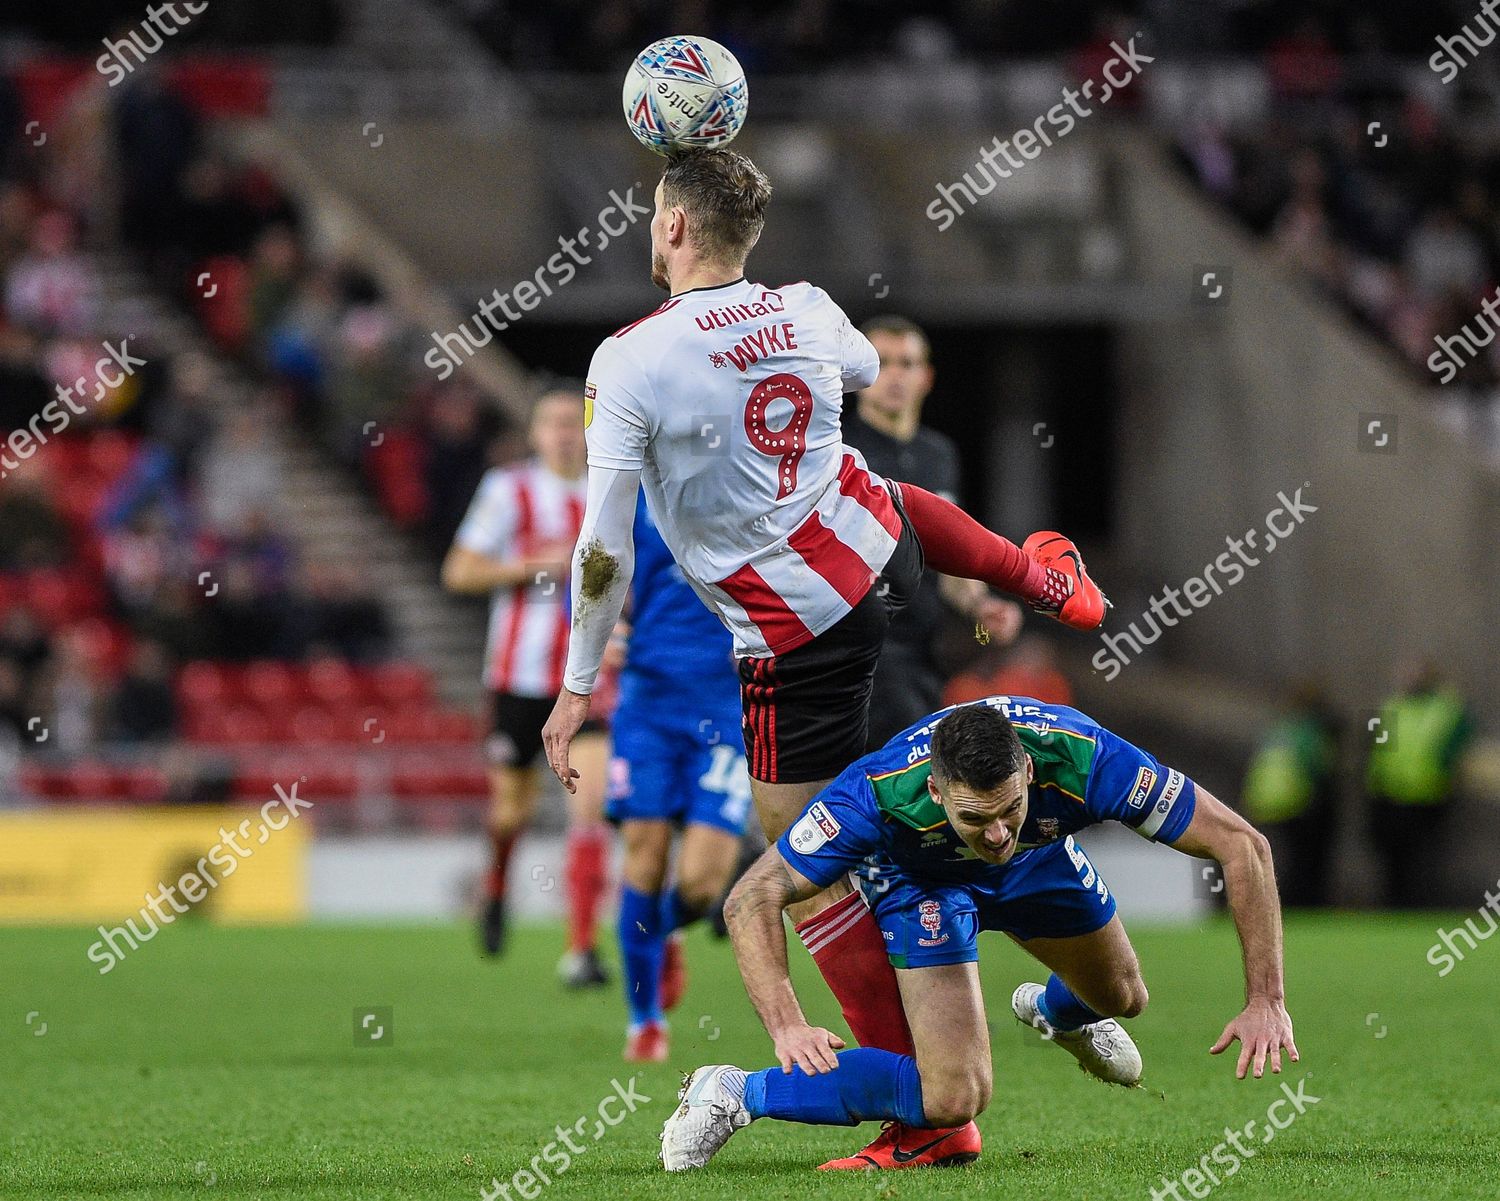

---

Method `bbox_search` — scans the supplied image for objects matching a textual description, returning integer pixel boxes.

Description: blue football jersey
[778,695,1198,888]
[623,494,740,714]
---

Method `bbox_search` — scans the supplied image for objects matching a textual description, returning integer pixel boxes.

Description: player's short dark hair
[662,149,772,266]
[930,705,1024,793]
[860,314,930,358]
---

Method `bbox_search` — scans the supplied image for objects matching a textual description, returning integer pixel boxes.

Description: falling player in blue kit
[610,494,753,1063]
[662,698,1299,1171]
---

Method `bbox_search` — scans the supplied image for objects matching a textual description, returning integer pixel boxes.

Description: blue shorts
[605,684,751,837]
[859,837,1116,969]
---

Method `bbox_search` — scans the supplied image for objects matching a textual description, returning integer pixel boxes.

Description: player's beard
[651,251,669,292]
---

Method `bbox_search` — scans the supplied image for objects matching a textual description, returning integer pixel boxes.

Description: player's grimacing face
[930,762,1030,865]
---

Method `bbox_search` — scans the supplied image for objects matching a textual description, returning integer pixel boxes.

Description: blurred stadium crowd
[0,65,499,802]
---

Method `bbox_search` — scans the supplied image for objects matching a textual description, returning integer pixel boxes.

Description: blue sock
[1037,973,1104,1031]
[742,1048,926,1127]
[618,886,665,1026]
[659,887,706,936]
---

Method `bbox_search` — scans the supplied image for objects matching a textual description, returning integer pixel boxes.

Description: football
[622,35,748,155]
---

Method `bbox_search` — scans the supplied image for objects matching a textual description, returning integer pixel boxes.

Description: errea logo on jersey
[789,801,841,854]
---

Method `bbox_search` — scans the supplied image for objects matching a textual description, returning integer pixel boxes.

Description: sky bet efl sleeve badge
[789,801,840,854]
[584,381,597,428]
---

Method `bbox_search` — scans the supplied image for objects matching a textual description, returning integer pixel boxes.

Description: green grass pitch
[2,913,1496,1199]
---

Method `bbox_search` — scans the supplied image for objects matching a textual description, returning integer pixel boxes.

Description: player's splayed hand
[1022,532,1110,631]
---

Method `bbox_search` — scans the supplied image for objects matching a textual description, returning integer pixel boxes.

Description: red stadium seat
[220,706,272,744]
[289,705,339,745]
[306,659,359,706]
[368,663,432,707]
[431,709,480,744]
[178,661,229,708]
[241,661,298,709]
[386,707,442,744]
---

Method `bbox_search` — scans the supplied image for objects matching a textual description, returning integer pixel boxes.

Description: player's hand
[1211,998,1299,1079]
[541,688,591,793]
[771,1023,846,1076]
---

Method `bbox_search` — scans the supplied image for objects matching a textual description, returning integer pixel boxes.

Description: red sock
[486,828,517,900]
[795,891,914,1058]
[565,823,611,953]
[895,481,1048,602]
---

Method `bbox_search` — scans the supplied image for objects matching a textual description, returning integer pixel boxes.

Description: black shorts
[486,692,605,769]
[738,495,924,784]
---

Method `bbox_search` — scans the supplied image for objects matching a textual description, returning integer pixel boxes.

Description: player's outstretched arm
[542,466,641,791]
[723,849,846,1075]
[1170,787,1299,1080]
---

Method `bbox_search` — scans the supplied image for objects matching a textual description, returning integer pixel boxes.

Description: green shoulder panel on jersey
[868,759,944,830]
[868,718,1098,831]
[1015,721,1097,803]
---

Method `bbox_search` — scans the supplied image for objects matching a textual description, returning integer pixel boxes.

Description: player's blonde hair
[662,149,772,266]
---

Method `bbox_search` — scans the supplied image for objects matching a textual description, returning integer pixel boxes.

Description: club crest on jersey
[789,801,840,855]
[917,899,948,946]
[1036,816,1060,841]
[709,351,728,368]
[1127,765,1158,810]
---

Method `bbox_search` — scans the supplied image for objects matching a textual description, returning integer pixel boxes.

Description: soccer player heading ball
[542,147,1109,1167]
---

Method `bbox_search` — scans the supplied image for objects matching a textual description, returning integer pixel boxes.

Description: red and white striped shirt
[456,460,585,696]
[580,278,891,661]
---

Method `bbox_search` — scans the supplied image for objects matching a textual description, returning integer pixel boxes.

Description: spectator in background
[1365,660,1474,908]
[323,273,404,460]
[289,561,392,663]
[0,608,52,686]
[148,351,220,482]
[943,634,1074,709]
[3,209,97,335]
[843,314,1021,748]
[423,381,502,556]
[109,638,177,742]
[1241,682,1340,907]
[39,626,109,753]
[197,403,283,532]
[0,468,73,569]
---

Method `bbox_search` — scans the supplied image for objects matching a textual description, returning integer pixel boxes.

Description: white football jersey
[585,278,899,658]
[456,460,585,696]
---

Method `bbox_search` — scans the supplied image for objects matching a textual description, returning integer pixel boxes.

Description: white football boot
[1012,982,1143,1087]
[660,1064,754,1171]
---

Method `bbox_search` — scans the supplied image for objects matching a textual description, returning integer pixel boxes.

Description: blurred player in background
[609,494,752,1062]
[844,315,1023,749]
[664,699,1298,1172]
[442,388,612,985]
[542,149,1109,1165]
